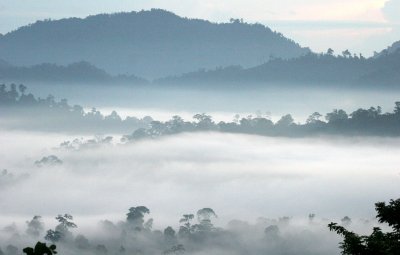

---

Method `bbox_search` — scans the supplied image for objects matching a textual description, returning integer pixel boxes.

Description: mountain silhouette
[157,48,400,87]
[0,61,147,84]
[0,9,309,79]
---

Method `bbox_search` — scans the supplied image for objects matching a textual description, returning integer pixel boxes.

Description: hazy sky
[0,0,399,55]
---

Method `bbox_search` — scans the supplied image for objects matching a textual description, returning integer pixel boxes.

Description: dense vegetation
[1,46,399,87]
[0,206,352,255]
[0,61,147,84]
[0,84,153,133]
[2,198,397,255]
[1,84,400,136]
[158,49,400,87]
[329,198,400,255]
[123,103,400,139]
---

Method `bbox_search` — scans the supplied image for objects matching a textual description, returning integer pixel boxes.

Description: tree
[178,214,195,237]
[306,112,323,124]
[329,198,400,255]
[196,208,217,232]
[326,109,348,123]
[164,226,177,244]
[45,214,77,242]
[18,84,27,95]
[23,242,57,255]
[342,49,352,58]
[105,111,122,122]
[327,48,334,56]
[276,114,294,127]
[166,115,187,134]
[394,102,400,115]
[126,206,150,230]
[26,216,44,237]
[193,113,215,130]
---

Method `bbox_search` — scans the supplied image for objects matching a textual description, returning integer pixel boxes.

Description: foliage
[45,214,77,243]
[329,198,400,255]
[23,242,57,255]
[0,84,153,133]
[2,84,400,137]
[159,50,400,86]
[26,216,44,237]
[126,206,150,230]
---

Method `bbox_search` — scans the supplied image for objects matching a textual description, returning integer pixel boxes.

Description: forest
[1,198,399,255]
[0,84,153,133]
[158,48,400,87]
[0,61,147,85]
[1,3,399,255]
[1,84,399,136]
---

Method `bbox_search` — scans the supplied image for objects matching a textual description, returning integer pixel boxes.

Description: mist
[1,130,399,254]
[1,4,400,255]
[2,130,399,221]
[23,82,400,123]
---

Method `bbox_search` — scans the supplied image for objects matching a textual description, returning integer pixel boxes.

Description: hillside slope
[0,9,309,79]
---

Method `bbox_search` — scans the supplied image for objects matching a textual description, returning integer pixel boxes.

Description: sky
[0,0,399,55]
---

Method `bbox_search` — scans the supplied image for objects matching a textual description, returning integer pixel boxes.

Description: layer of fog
[25,82,400,123]
[1,131,399,229]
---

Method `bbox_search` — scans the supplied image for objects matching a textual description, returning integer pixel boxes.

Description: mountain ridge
[0,61,147,84]
[157,49,400,87]
[0,9,310,79]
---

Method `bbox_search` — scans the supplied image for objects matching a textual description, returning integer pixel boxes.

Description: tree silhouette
[195,208,217,232]
[126,206,150,230]
[45,214,77,242]
[26,216,44,237]
[23,242,57,255]
[327,48,334,56]
[178,214,195,237]
[342,49,352,58]
[394,102,400,115]
[306,112,323,124]
[329,198,400,255]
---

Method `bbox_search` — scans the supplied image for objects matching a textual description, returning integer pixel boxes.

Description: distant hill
[157,50,400,87]
[0,61,148,84]
[0,9,310,79]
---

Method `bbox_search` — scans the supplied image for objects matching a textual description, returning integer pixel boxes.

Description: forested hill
[0,61,147,84]
[158,49,400,87]
[0,9,309,79]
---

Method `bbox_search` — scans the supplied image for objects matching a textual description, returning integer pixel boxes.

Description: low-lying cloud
[1,130,399,254]
[1,131,399,223]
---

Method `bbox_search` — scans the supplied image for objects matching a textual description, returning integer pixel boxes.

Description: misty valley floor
[1,130,400,255]
[1,131,399,224]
